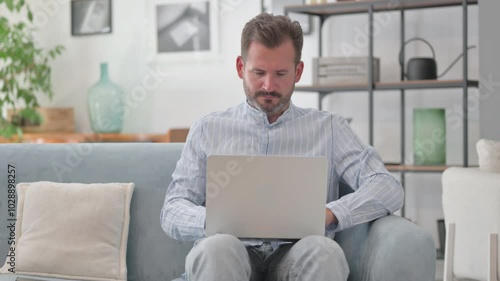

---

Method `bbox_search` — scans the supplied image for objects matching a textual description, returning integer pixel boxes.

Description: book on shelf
[313,56,380,85]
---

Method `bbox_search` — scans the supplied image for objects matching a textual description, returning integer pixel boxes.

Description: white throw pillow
[477,139,500,173]
[0,181,134,281]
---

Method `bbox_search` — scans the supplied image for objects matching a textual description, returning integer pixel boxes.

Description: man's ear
[236,56,244,79]
[295,61,304,83]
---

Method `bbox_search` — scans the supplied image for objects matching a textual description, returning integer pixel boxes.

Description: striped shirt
[161,102,404,242]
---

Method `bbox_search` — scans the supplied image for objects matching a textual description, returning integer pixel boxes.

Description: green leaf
[19,108,42,126]
[16,126,23,139]
[5,0,14,11]
[0,121,19,139]
[15,0,24,12]
[0,16,7,24]
[27,7,33,22]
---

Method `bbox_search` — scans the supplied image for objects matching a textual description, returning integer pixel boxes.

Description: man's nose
[262,75,277,92]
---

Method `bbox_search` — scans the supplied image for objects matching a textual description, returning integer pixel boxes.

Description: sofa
[0,143,436,281]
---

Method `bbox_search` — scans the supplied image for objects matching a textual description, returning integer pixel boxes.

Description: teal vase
[413,108,446,165]
[87,63,125,133]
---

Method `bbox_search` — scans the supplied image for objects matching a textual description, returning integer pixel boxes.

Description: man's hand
[325,208,338,226]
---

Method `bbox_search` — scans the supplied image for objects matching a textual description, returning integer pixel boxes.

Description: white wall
[26,0,480,247]
[29,0,261,133]
[26,0,148,132]
[479,0,500,141]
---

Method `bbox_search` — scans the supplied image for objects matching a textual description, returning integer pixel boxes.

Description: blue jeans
[185,234,349,281]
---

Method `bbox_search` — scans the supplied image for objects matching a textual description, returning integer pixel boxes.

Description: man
[161,13,404,281]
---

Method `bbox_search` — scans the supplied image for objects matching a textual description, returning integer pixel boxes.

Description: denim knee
[290,235,349,275]
[295,235,344,256]
[193,234,243,253]
[185,234,251,281]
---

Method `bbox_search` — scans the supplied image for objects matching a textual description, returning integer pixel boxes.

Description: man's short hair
[241,13,304,65]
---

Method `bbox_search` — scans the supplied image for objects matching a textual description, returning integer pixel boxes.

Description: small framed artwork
[71,0,112,36]
[262,0,312,35]
[150,0,219,62]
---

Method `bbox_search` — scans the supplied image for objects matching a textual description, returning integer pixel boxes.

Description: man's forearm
[325,208,338,226]
[161,199,207,241]
[327,173,403,231]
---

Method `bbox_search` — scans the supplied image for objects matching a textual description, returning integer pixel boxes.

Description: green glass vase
[87,63,125,133]
[413,108,446,165]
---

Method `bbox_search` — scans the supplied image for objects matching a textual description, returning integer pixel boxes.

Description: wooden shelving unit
[286,0,478,215]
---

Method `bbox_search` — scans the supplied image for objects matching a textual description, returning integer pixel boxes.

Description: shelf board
[295,79,479,93]
[286,0,478,17]
[384,164,451,173]
[296,83,369,92]
[377,79,479,90]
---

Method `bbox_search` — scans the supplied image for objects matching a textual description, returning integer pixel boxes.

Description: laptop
[205,155,328,240]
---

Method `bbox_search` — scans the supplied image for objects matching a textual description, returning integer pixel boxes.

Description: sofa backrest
[0,143,192,281]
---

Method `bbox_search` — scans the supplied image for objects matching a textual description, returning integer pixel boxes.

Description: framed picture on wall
[262,0,311,35]
[149,0,219,62]
[71,0,112,36]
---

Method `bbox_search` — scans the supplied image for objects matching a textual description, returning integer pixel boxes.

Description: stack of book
[312,56,380,85]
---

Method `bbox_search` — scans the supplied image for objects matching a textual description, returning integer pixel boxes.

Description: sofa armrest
[335,215,436,281]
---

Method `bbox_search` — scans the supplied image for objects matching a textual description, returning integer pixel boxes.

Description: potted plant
[0,0,64,138]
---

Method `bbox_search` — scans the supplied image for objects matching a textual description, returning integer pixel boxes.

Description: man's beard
[243,80,293,115]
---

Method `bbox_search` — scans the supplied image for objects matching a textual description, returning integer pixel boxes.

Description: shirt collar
[244,100,295,126]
